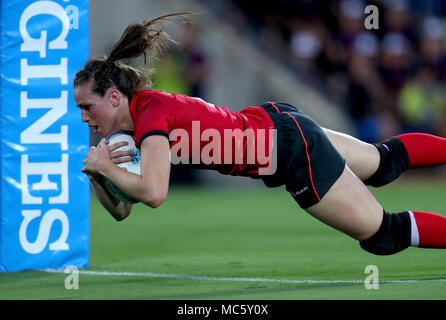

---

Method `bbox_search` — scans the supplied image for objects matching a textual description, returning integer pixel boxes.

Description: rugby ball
[102,130,141,204]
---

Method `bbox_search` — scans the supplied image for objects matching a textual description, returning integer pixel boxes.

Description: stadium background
[2,0,446,300]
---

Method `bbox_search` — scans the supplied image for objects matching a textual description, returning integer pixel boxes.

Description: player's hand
[107,140,135,165]
[82,140,113,175]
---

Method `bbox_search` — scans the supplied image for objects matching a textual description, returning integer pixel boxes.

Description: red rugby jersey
[129,90,275,176]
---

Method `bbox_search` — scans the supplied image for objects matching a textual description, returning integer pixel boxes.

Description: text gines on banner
[0,0,90,271]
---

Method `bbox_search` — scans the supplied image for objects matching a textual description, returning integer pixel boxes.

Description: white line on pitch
[43,269,446,284]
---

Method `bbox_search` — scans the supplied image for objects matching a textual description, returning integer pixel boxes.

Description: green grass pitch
[1,177,446,299]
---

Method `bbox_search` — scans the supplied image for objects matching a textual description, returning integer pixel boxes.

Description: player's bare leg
[322,128,380,181]
[305,165,382,241]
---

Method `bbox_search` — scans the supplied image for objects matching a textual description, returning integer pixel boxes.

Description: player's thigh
[305,165,383,241]
[322,128,379,181]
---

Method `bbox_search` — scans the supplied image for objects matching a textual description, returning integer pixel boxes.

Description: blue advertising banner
[0,0,90,271]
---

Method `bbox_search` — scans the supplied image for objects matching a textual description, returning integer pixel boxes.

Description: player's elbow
[144,198,165,208]
[142,191,166,208]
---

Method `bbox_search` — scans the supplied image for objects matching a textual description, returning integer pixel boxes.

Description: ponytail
[74,12,193,97]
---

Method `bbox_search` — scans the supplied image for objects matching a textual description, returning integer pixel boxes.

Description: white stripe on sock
[409,211,419,247]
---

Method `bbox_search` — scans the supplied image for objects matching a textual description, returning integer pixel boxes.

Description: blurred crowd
[231,0,446,142]
[152,0,446,182]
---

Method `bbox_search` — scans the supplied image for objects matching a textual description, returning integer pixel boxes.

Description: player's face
[74,81,119,138]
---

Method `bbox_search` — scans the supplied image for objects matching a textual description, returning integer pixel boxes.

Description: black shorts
[259,102,346,209]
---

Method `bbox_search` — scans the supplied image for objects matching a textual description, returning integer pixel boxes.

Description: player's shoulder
[134,89,183,106]
[135,89,183,100]
[135,89,212,109]
[131,89,169,111]
[133,89,162,102]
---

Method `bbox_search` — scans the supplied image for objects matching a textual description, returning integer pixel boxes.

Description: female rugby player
[76,13,446,256]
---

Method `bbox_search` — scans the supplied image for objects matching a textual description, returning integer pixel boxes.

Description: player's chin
[99,128,111,138]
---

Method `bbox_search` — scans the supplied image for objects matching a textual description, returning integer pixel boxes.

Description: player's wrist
[98,158,116,177]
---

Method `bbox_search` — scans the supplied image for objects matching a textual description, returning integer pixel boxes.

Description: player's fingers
[108,141,129,152]
[111,150,134,158]
[113,156,133,164]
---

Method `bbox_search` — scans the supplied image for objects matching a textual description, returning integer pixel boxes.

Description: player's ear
[108,88,121,107]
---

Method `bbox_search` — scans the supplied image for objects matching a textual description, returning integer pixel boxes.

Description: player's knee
[359,211,411,255]
[364,137,410,187]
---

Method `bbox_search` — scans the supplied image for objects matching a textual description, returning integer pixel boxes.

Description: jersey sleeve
[132,96,171,147]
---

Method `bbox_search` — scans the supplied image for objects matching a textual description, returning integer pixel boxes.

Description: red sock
[397,133,446,168]
[410,211,446,248]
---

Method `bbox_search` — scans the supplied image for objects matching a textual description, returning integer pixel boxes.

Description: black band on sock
[364,137,410,187]
[359,211,411,255]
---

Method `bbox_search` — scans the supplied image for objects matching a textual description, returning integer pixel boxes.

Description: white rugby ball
[102,130,141,204]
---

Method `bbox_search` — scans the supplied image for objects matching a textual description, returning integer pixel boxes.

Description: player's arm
[87,172,133,221]
[89,135,171,208]
[83,141,134,221]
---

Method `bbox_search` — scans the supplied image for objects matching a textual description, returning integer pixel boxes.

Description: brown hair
[74,12,192,98]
